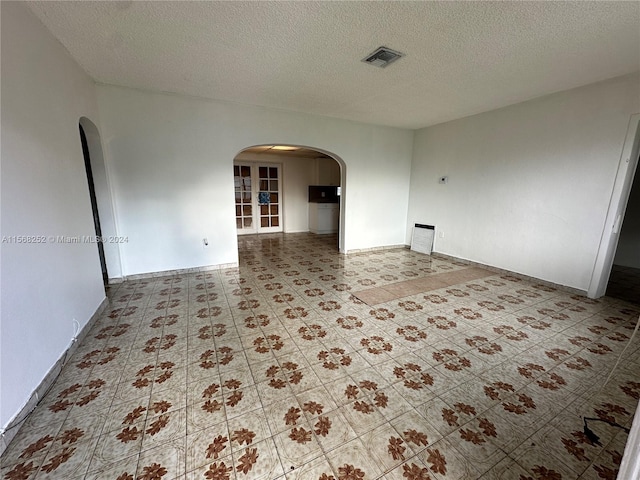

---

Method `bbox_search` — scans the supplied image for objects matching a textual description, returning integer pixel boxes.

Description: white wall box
[411,224,435,254]
[309,203,340,234]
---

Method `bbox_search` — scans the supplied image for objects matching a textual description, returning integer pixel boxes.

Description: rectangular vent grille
[411,224,435,255]
[362,46,404,68]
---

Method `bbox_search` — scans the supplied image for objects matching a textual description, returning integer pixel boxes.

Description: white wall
[614,170,640,268]
[234,152,317,233]
[407,73,640,291]
[1,3,107,428]
[315,157,341,186]
[96,85,414,276]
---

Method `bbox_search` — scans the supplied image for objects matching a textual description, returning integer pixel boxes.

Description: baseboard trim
[345,244,407,255]
[0,297,109,456]
[120,262,239,281]
[430,251,587,297]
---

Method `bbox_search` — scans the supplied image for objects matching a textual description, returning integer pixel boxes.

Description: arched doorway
[78,117,122,283]
[79,123,108,283]
[232,145,346,252]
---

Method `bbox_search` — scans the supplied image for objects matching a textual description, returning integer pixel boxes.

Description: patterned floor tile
[416,436,481,480]
[185,420,230,473]
[381,457,433,480]
[84,452,139,480]
[273,418,323,470]
[1,233,637,480]
[285,455,334,480]
[325,438,385,480]
[137,437,186,480]
[360,422,410,474]
[231,437,283,480]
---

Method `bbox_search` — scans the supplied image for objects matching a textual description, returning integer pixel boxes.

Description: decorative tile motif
[484,382,536,414]
[360,336,393,355]
[253,335,284,354]
[369,308,395,320]
[336,316,363,330]
[265,363,303,389]
[318,348,352,370]
[396,326,427,343]
[298,325,327,341]
[432,348,472,372]
[243,315,270,329]
[393,363,434,391]
[75,347,121,370]
[427,315,456,330]
[344,380,389,415]
[465,336,503,355]
[517,316,552,330]
[440,402,496,444]
[493,325,528,341]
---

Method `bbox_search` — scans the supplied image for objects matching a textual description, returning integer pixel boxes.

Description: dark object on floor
[583,416,630,446]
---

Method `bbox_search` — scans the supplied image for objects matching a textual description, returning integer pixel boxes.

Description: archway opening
[232,145,345,252]
[78,117,122,283]
[79,123,107,284]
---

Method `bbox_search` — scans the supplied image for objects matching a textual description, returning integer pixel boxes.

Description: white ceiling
[27,1,640,130]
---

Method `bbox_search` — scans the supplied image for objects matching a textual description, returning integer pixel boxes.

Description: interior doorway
[78,117,122,283]
[79,124,108,284]
[589,114,640,298]
[606,151,640,305]
[234,162,283,235]
[233,145,345,251]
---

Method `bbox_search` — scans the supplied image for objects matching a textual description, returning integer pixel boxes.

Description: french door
[234,162,282,235]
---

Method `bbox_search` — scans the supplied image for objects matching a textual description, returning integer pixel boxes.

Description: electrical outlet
[439,231,445,238]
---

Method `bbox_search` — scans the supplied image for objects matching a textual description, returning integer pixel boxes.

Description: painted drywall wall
[1,3,107,428]
[315,157,341,186]
[614,167,640,268]
[408,73,640,291]
[96,85,413,276]
[234,152,317,233]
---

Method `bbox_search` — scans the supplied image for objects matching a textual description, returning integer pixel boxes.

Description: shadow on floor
[607,264,640,306]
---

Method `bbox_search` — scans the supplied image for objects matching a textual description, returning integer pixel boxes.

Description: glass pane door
[234,162,282,235]
[257,166,280,231]
[234,163,256,234]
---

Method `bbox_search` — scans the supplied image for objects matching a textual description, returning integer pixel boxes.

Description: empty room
[2,1,640,480]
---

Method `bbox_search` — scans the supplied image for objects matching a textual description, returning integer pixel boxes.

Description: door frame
[588,114,640,298]
[234,161,284,235]
[233,144,347,253]
[79,124,108,284]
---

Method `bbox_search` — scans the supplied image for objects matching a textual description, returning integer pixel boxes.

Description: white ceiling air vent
[362,46,404,68]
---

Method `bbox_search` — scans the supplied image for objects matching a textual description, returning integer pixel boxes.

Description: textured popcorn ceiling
[27,1,640,129]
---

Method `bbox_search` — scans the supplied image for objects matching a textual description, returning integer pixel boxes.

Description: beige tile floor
[1,233,639,480]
